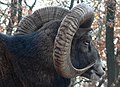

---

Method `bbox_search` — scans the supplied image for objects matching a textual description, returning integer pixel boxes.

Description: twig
[24,0,37,10]
[0,1,10,6]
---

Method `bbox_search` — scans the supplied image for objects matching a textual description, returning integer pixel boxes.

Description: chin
[81,70,105,82]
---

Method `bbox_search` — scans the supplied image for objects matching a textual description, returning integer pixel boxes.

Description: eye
[83,40,90,45]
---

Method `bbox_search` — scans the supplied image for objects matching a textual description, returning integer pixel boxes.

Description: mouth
[90,69,105,81]
[94,70,104,77]
[90,71,101,81]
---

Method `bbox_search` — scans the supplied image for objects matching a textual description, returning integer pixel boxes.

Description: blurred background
[0,0,120,87]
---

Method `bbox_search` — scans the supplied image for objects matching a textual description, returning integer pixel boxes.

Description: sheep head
[15,3,105,81]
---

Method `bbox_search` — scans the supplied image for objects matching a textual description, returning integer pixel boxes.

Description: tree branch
[24,0,37,10]
[0,1,10,6]
[69,0,75,9]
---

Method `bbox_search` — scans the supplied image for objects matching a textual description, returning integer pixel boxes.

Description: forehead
[75,29,92,39]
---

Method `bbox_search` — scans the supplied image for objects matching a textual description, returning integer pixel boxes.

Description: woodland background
[0,0,120,87]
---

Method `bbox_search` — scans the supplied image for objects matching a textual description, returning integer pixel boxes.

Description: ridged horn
[53,3,95,78]
[15,7,69,35]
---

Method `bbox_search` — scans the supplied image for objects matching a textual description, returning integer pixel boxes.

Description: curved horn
[53,3,95,78]
[15,7,69,35]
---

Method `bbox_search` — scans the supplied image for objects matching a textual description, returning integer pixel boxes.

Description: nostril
[103,67,106,71]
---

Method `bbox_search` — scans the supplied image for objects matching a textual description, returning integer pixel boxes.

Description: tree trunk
[105,0,116,87]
